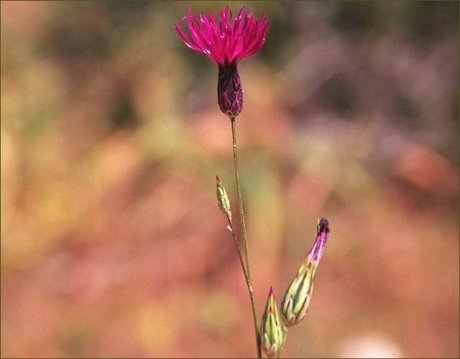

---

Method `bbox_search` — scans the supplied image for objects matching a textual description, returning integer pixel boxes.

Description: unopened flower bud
[260,287,285,358]
[218,63,243,118]
[216,175,231,217]
[281,218,330,327]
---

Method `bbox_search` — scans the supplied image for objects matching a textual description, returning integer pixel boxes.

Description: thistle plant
[176,6,330,358]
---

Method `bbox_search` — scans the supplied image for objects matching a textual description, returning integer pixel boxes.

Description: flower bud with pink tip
[281,218,330,327]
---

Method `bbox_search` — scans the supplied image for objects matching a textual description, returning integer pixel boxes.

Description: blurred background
[1,1,458,358]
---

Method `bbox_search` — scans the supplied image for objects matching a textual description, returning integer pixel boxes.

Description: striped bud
[260,287,285,358]
[281,218,330,327]
[218,63,243,119]
[216,175,231,217]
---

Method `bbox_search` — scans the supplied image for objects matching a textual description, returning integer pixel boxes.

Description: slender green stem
[225,213,249,286]
[224,213,260,357]
[230,117,261,358]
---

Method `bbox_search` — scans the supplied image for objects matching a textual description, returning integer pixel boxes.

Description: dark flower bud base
[218,63,243,119]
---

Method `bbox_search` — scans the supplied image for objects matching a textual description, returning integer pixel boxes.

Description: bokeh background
[1,1,458,358]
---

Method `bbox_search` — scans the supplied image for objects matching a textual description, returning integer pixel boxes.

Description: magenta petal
[176,6,269,66]
[175,23,200,52]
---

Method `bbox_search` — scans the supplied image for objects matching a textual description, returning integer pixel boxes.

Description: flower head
[175,6,270,67]
[281,218,330,327]
[176,6,270,118]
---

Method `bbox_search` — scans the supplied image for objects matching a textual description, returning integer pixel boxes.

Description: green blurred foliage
[1,1,458,358]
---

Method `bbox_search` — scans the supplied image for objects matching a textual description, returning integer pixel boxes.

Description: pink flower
[176,6,270,118]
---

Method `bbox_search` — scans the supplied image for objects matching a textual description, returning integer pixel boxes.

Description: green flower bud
[260,287,285,358]
[281,263,315,327]
[216,175,231,217]
[281,218,330,327]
